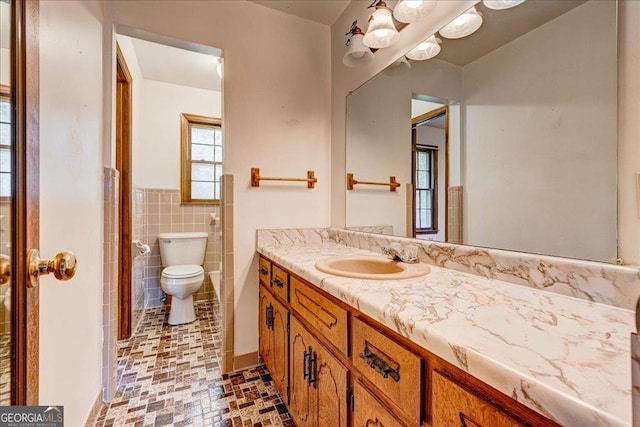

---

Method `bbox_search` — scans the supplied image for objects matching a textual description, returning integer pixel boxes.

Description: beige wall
[330,1,476,229]
[463,0,617,262]
[104,1,332,358]
[39,1,104,424]
[345,57,461,237]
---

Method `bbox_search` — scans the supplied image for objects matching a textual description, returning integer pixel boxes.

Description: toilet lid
[163,265,203,278]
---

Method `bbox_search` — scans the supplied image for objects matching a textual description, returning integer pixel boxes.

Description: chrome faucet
[382,245,419,264]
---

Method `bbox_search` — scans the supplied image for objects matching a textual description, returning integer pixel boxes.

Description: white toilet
[158,232,208,325]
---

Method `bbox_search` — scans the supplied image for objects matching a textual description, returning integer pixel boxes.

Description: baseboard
[233,351,260,371]
[83,390,104,427]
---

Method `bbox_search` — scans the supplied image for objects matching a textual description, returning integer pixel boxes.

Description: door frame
[115,44,132,340]
[11,0,40,405]
[411,106,449,242]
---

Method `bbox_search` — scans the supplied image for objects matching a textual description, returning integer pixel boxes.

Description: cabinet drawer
[258,257,271,286]
[432,370,522,427]
[352,317,422,425]
[270,265,289,301]
[290,276,348,355]
[353,379,406,427]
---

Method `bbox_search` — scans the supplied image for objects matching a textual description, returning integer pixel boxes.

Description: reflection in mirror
[0,0,11,405]
[346,0,617,263]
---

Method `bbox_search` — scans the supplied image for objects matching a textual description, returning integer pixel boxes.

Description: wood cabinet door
[353,379,406,427]
[432,371,522,427]
[258,286,272,371]
[315,340,349,426]
[290,317,316,425]
[271,295,289,404]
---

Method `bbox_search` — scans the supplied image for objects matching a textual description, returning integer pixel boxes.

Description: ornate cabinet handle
[359,346,400,382]
[271,277,285,288]
[265,304,274,330]
[308,350,318,388]
[259,266,268,276]
[303,347,311,380]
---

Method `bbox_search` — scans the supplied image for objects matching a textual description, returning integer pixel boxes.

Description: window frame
[180,113,222,205]
[413,143,439,234]
[0,85,12,202]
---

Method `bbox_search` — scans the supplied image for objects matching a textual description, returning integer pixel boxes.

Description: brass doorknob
[0,254,10,285]
[27,249,77,288]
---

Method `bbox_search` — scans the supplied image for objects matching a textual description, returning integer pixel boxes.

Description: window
[180,113,222,204]
[0,86,11,200]
[414,144,438,233]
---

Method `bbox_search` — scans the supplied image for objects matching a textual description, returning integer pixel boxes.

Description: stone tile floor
[90,300,294,427]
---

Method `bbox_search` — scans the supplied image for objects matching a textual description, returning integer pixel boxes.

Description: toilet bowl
[158,232,208,325]
[161,265,204,325]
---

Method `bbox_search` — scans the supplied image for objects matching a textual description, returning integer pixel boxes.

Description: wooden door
[289,317,315,425]
[9,0,40,405]
[353,379,405,427]
[116,44,132,340]
[315,341,348,426]
[270,296,289,403]
[258,286,272,371]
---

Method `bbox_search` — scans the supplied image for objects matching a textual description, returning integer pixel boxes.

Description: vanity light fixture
[382,56,411,77]
[363,0,399,49]
[439,6,483,39]
[483,0,526,10]
[393,0,437,24]
[406,35,441,61]
[343,21,375,67]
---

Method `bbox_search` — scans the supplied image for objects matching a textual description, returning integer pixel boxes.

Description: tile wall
[102,168,119,401]
[220,175,234,372]
[133,188,222,309]
[448,186,463,244]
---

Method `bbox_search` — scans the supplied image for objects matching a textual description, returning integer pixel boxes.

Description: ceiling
[119,35,221,92]
[248,0,350,26]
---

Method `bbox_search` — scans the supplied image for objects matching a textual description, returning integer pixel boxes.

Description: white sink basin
[315,255,430,280]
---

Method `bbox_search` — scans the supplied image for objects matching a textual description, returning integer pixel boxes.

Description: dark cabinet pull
[359,345,400,382]
[259,266,268,276]
[303,347,311,380]
[266,304,274,330]
[459,412,481,427]
[308,350,318,388]
[271,277,285,288]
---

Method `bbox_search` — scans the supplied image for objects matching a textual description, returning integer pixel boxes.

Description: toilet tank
[157,232,208,267]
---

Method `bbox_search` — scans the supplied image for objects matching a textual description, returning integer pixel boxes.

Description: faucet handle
[404,245,418,260]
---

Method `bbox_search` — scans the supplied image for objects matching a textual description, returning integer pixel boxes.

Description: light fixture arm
[345,20,364,47]
[368,0,388,9]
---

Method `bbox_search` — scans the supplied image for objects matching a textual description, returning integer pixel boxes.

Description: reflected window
[180,113,222,204]
[414,145,437,233]
[0,87,11,200]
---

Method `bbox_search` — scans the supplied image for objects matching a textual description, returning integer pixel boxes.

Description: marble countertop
[257,241,635,427]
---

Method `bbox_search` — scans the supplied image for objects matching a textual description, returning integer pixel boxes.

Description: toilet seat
[162,265,203,279]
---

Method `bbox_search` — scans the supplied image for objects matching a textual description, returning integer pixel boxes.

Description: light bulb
[439,6,483,39]
[483,0,526,10]
[393,0,437,24]
[406,35,441,61]
[363,5,399,49]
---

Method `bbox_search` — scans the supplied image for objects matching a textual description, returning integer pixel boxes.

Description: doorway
[411,104,449,242]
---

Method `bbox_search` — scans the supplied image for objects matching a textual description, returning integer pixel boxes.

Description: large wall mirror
[346,0,617,263]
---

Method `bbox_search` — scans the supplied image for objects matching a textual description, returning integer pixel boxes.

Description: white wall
[0,48,8,86]
[39,1,104,424]
[462,0,617,262]
[104,1,332,357]
[345,58,462,236]
[415,125,445,241]
[138,79,220,189]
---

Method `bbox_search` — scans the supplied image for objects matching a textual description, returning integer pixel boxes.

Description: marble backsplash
[256,227,640,310]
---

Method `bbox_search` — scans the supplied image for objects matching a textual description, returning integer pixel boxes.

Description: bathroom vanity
[256,228,635,427]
